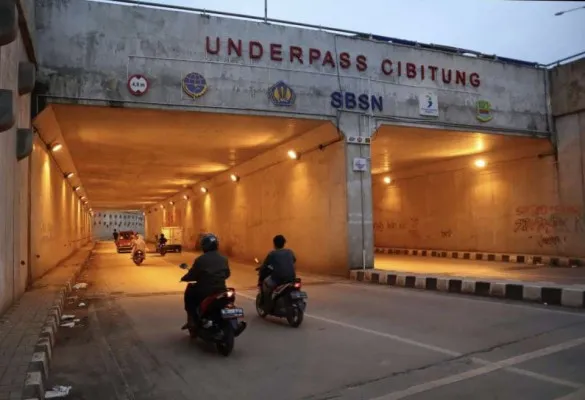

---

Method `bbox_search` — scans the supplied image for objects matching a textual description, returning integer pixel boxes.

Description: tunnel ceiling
[48,104,326,210]
[371,126,552,175]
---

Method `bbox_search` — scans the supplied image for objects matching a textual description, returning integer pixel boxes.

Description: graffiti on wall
[374,217,420,237]
[513,205,584,247]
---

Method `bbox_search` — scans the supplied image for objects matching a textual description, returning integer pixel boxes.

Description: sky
[155,0,585,65]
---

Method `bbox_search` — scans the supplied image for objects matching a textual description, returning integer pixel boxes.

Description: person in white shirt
[131,234,147,259]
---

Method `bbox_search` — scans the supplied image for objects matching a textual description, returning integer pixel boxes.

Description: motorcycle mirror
[179,263,189,269]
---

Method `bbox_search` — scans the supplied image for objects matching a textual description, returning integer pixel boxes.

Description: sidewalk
[0,243,94,400]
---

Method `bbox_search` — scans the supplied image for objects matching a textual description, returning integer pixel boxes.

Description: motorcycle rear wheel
[216,324,235,356]
[286,305,304,328]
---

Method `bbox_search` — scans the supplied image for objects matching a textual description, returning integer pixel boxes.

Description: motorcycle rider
[259,234,296,310]
[158,233,168,251]
[130,233,147,260]
[181,233,230,329]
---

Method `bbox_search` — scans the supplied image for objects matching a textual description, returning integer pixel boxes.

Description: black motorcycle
[157,242,167,256]
[132,250,145,266]
[255,262,308,328]
[179,263,247,356]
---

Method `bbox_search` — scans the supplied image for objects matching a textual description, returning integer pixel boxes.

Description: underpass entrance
[369,125,574,264]
[33,104,350,275]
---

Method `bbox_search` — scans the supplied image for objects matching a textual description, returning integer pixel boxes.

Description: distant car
[116,231,135,253]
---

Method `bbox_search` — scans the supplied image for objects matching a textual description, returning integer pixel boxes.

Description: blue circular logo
[182,72,208,98]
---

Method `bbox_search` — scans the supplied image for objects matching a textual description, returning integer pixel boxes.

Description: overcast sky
[156,0,585,64]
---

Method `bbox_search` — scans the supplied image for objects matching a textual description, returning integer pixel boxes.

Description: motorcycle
[157,242,167,256]
[132,250,145,266]
[179,263,247,356]
[254,260,308,328]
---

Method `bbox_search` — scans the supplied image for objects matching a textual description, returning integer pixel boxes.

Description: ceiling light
[383,176,392,184]
[50,143,63,152]
[287,150,299,160]
[474,159,487,168]
[230,174,240,182]
[183,195,189,200]
[200,187,208,193]
[74,186,81,191]
[160,204,164,208]
[81,196,86,200]
[169,201,175,205]
[65,172,74,179]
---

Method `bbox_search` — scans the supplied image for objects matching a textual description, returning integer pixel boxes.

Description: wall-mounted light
[474,159,487,168]
[200,187,208,193]
[230,174,240,182]
[74,186,81,192]
[65,172,74,179]
[169,201,175,205]
[160,204,164,209]
[287,150,299,160]
[81,196,87,200]
[383,176,392,184]
[183,194,189,200]
[50,143,63,152]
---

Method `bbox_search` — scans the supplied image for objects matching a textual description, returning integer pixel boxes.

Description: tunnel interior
[33,104,348,275]
[370,125,569,258]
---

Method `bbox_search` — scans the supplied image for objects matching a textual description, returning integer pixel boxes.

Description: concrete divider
[15,244,95,400]
[350,269,585,309]
[374,247,585,268]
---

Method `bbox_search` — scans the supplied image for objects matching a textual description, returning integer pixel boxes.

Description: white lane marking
[236,291,582,389]
[554,387,585,400]
[369,336,585,400]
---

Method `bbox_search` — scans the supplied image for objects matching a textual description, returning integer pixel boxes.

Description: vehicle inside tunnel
[33,104,349,275]
[370,125,566,262]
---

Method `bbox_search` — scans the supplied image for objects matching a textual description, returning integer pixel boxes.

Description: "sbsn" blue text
[330,92,383,112]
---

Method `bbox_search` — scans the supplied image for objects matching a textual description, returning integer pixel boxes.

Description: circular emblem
[127,74,149,96]
[268,81,296,106]
[182,72,208,98]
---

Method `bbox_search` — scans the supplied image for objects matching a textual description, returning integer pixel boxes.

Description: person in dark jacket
[259,234,296,310]
[181,233,230,328]
[113,229,119,242]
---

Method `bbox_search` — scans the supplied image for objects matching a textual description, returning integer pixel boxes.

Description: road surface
[47,242,585,400]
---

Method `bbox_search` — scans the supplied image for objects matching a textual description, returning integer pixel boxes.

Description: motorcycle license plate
[290,291,307,299]
[221,307,244,319]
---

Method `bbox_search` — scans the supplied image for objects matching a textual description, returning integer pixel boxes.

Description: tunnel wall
[372,141,585,258]
[146,124,349,275]
[35,0,549,135]
[0,25,32,314]
[30,136,92,280]
[92,210,145,240]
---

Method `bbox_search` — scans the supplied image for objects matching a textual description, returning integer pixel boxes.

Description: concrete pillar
[337,112,376,269]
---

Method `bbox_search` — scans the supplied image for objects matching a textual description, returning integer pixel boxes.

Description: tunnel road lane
[46,242,585,400]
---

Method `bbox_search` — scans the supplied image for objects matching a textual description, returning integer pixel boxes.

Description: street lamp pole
[554,5,585,16]
[264,0,268,22]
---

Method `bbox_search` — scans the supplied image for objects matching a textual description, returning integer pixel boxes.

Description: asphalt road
[48,242,585,400]
[375,254,585,286]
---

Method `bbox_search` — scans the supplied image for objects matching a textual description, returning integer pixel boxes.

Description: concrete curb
[21,245,95,400]
[374,247,585,268]
[350,269,585,309]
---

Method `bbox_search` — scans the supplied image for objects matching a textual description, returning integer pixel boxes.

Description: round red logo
[127,74,149,96]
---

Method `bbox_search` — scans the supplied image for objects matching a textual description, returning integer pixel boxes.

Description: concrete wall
[0,17,33,314]
[145,123,349,274]
[35,0,548,135]
[92,210,145,240]
[30,135,92,280]
[372,137,585,257]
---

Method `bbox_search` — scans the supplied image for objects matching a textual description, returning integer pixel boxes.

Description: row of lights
[49,141,91,210]
[158,149,300,208]
[381,158,488,185]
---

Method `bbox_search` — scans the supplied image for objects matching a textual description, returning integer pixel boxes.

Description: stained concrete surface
[47,242,585,399]
[375,254,585,285]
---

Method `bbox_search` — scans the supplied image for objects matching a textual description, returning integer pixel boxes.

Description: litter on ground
[45,385,72,398]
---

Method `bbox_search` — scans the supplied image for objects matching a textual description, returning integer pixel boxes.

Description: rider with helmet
[181,233,230,328]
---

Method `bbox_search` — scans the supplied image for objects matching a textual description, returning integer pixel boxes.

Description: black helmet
[200,233,219,253]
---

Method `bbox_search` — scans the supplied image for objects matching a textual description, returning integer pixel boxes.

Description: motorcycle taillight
[294,282,301,289]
